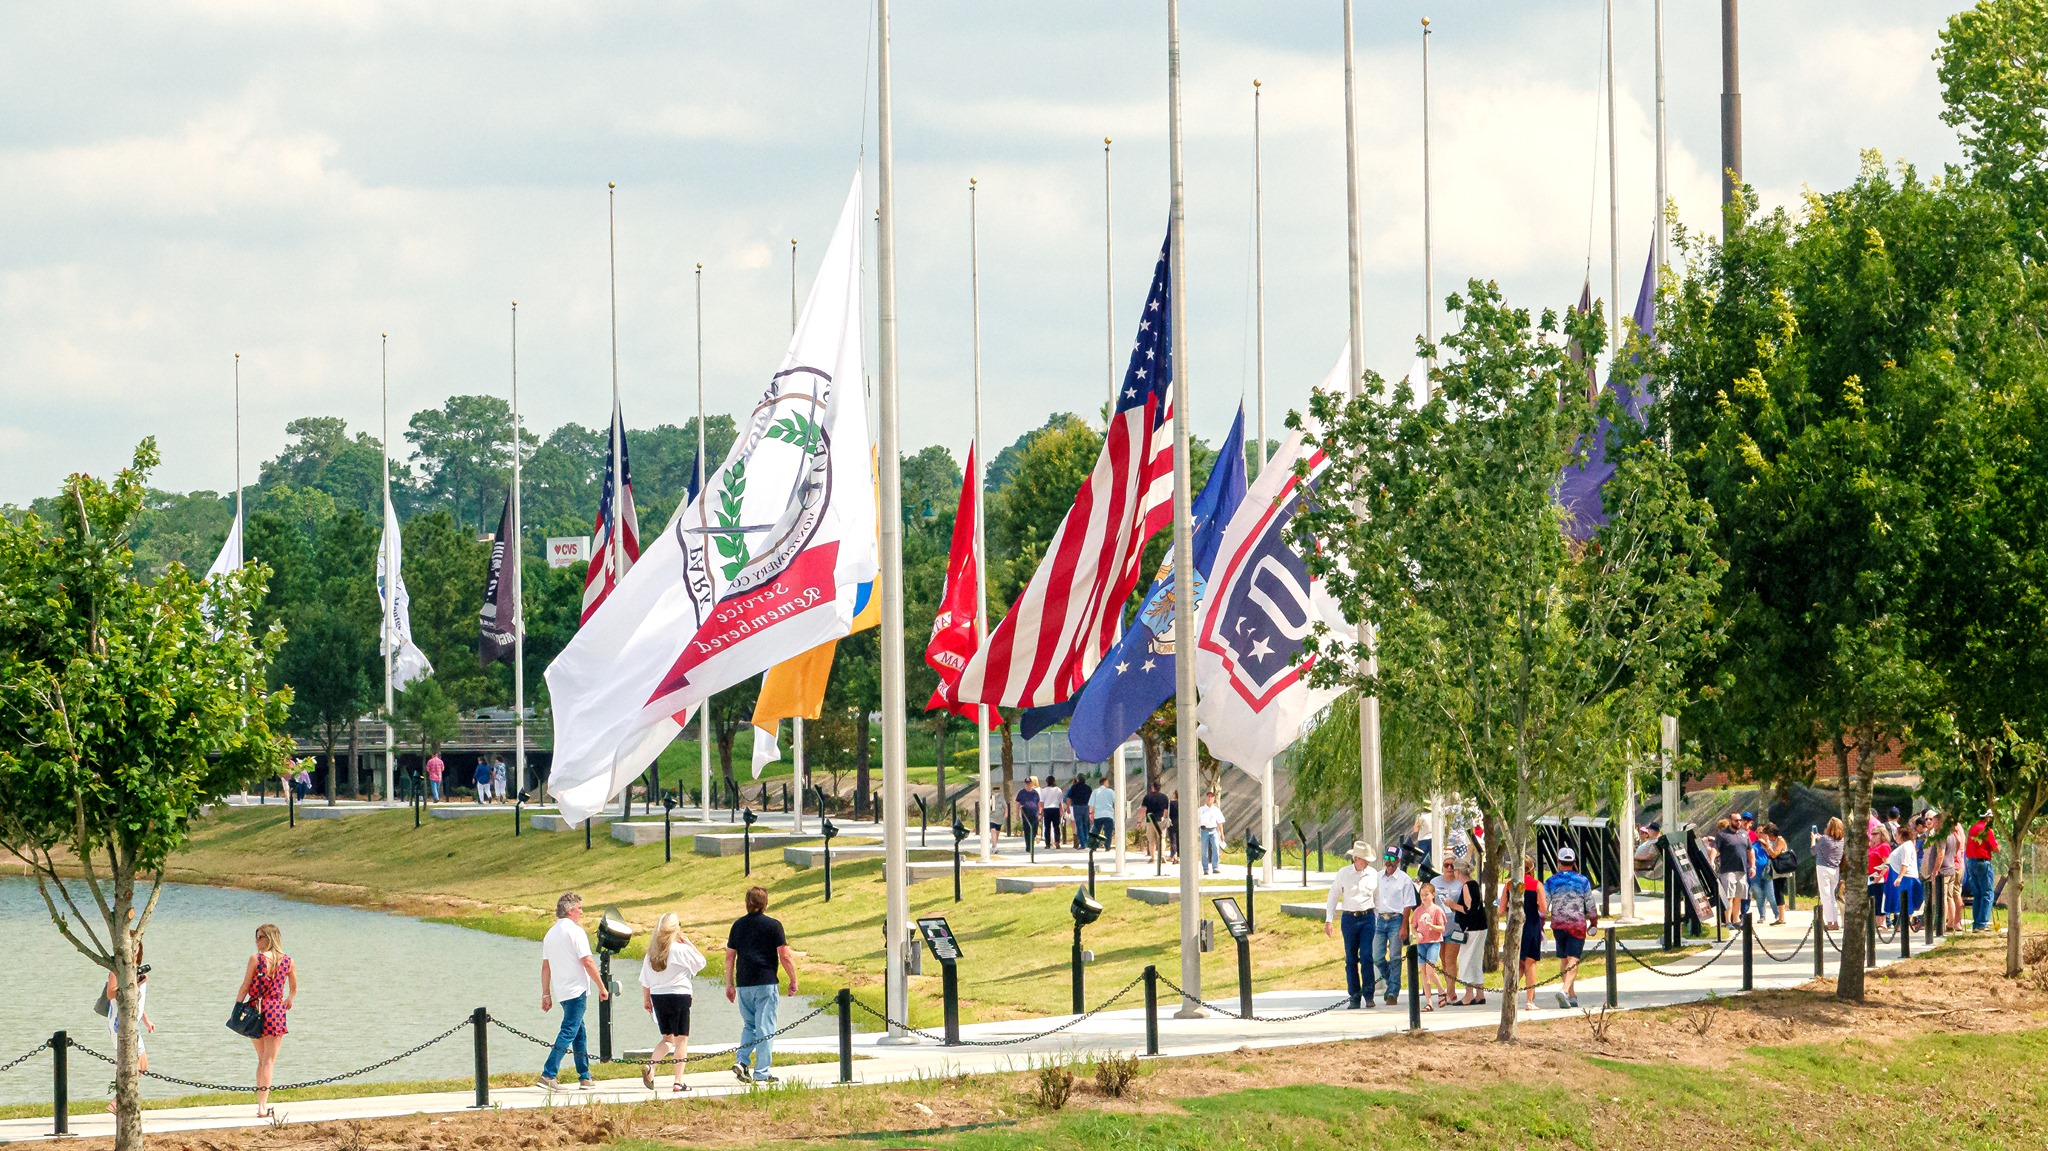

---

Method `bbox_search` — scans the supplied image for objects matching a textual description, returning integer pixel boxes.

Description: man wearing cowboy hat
[1323,840,1381,1009]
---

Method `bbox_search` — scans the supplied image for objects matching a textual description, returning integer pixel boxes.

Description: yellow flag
[749,449,881,737]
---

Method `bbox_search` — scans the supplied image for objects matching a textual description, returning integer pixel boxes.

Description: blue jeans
[1749,875,1778,920]
[1968,858,1996,929]
[1073,810,1094,849]
[1200,828,1221,873]
[736,983,780,1073]
[1373,913,1406,999]
[429,780,442,801]
[1339,912,1376,1002]
[541,993,589,1081]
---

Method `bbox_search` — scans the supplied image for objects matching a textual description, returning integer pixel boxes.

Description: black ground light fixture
[1214,896,1254,1019]
[514,790,530,837]
[742,806,759,876]
[661,791,677,862]
[951,814,970,903]
[1243,834,1266,933]
[411,766,424,828]
[594,907,635,1063]
[820,813,840,902]
[1070,886,1103,1015]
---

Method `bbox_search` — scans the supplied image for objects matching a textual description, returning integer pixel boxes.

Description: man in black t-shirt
[1711,819,1751,927]
[724,886,796,1084]
[1141,783,1171,863]
[1067,775,1096,848]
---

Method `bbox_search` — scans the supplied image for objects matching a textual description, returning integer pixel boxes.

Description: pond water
[0,879,823,1105]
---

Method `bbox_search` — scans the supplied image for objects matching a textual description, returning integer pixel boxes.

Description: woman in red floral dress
[234,923,296,1117]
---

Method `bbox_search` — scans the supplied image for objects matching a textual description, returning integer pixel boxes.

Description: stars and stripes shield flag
[580,398,641,623]
[956,229,1177,709]
[1193,351,1357,774]
[1055,405,1246,763]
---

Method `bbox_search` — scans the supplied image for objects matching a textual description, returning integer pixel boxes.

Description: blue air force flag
[1053,407,1248,764]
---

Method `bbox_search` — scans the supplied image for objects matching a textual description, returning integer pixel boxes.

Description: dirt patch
[84,935,2048,1151]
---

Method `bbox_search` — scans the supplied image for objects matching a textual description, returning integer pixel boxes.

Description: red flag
[924,444,983,721]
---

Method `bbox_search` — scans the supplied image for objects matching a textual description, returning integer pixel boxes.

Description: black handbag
[1772,851,1799,877]
[227,1001,265,1039]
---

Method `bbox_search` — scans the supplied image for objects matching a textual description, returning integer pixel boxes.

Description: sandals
[641,1065,656,1090]
[671,1082,689,1093]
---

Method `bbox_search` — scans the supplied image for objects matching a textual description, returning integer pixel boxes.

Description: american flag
[956,231,1175,709]
[579,397,640,623]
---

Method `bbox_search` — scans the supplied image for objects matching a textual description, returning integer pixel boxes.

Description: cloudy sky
[0,0,1970,502]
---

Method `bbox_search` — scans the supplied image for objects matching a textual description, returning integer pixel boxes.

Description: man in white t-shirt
[1371,850,1420,1006]
[1197,791,1226,875]
[536,891,608,1090]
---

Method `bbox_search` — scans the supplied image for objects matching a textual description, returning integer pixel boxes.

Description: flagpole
[1606,0,1622,360]
[1100,139,1130,879]
[1342,0,1385,857]
[1243,85,1275,886]
[1164,0,1206,1018]
[1421,19,1436,375]
[1654,0,1682,853]
[697,262,714,825]
[381,333,395,805]
[970,176,993,864]
[608,182,624,595]
[875,0,916,1045]
[511,303,527,800]
[787,253,808,839]
[233,353,243,564]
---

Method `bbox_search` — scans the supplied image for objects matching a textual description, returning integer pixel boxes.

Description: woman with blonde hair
[234,923,296,1117]
[638,912,706,1092]
[1814,817,1845,930]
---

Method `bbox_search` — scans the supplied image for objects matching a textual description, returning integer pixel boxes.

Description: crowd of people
[415,751,512,804]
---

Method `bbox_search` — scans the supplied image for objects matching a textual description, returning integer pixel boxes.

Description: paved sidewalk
[0,916,1925,1142]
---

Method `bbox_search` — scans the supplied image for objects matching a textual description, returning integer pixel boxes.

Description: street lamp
[1069,887,1103,1015]
[594,907,635,1063]
[661,791,677,862]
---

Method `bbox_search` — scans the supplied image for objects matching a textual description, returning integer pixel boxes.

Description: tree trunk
[1480,810,1503,973]
[348,718,361,800]
[854,709,872,819]
[1494,820,1527,1042]
[1836,732,1876,1001]
[2005,794,2043,978]
[111,863,142,1151]
[322,725,339,805]
[1142,730,1163,790]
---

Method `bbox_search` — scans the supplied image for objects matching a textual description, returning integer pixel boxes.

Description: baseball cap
[1556,846,1577,863]
[1383,848,1400,862]
[1739,811,1753,821]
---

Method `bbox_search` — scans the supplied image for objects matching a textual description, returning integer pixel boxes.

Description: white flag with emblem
[378,493,434,689]
[545,172,876,825]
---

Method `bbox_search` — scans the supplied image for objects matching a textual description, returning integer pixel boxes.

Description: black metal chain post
[1901,901,1912,959]
[598,953,613,1062]
[470,1007,490,1108]
[836,989,853,1083]
[1604,927,1619,1008]
[1143,966,1160,1056]
[1406,946,1422,1031]
[51,1031,67,1137]
[1071,921,1085,1015]
[1865,902,1877,969]
[514,795,524,837]
[584,818,591,851]
[1926,875,1939,947]
[1741,912,1754,991]
[664,802,672,863]
[1813,905,1825,980]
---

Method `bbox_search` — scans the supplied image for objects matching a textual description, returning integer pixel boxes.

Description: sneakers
[1568,996,1581,1009]
[752,1071,780,1084]
[732,1062,752,1084]
[1383,994,1397,1005]
[1555,993,1571,1011]
[535,1076,559,1092]
[578,1079,594,1091]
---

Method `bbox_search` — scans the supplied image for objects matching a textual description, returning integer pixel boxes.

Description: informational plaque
[1212,897,1251,941]
[917,916,963,962]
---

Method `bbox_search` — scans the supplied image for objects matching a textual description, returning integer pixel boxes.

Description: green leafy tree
[1659,159,2007,1000]
[259,416,397,517]
[1295,282,1720,1041]
[405,395,535,533]
[130,488,232,578]
[1938,0,2048,263]
[0,441,293,1148]
[393,677,462,779]
[275,511,381,803]
[400,510,494,711]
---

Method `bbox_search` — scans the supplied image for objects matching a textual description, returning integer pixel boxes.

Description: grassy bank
[165,806,1691,1034]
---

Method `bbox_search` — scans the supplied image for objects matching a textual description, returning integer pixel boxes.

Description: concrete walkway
[0,915,1931,1142]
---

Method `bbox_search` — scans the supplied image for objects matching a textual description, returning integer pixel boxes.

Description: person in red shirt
[1868,836,1895,931]
[1965,812,2000,932]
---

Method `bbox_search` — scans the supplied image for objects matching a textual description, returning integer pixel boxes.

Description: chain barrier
[1617,930,1741,979]
[846,975,1144,1047]
[1153,974,1353,1023]
[68,1017,472,1094]
[1822,923,1841,953]
[0,1039,52,1077]
[489,1004,830,1067]
[1751,921,1815,963]
[1876,920,1898,944]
